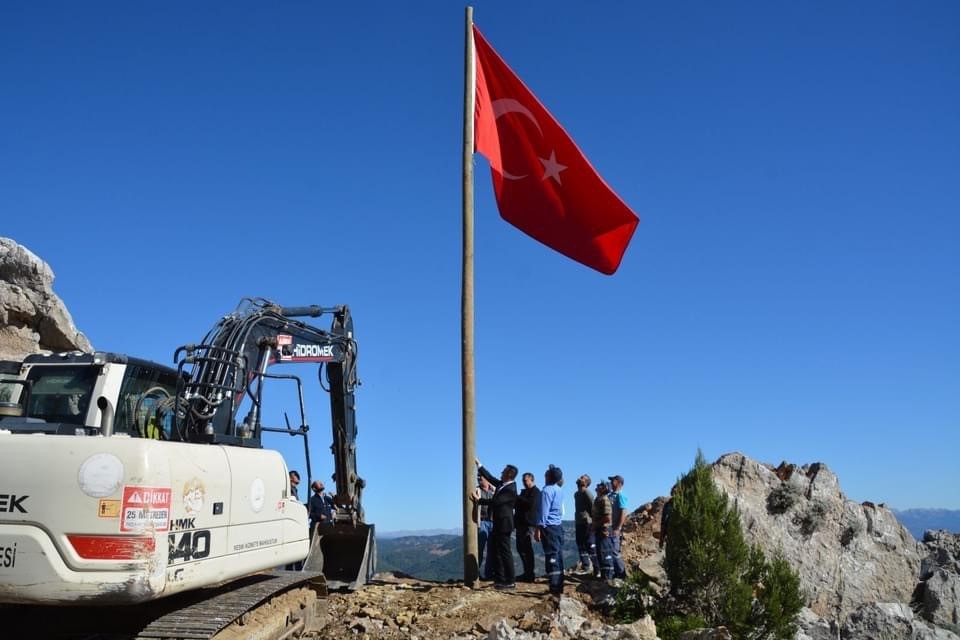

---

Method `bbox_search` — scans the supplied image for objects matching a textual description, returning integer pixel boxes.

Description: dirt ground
[311,573,613,639]
[307,502,669,639]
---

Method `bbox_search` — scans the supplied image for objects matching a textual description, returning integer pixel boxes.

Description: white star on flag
[539,150,567,185]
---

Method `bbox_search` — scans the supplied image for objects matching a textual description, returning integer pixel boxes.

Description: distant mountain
[377,534,463,581]
[376,522,582,582]
[892,508,960,539]
[378,528,462,539]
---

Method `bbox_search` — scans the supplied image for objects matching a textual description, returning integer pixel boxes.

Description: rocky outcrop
[0,237,91,360]
[618,453,960,639]
[919,531,960,633]
[709,452,921,620]
[841,602,958,639]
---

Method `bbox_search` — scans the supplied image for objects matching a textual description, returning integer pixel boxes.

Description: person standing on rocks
[592,480,614,579]
[471,458,519,590]
[475,474,495,580]
[608,474,628,578]
[574,474,596,575]
[535,464,565,596]
[514,472,541,582]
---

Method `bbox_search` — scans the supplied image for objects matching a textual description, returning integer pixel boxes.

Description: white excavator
[0,298,374,636]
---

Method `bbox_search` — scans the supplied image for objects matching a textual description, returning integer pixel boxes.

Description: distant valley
[377,509,960,582]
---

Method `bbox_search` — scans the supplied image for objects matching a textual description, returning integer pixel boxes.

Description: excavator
[0,298,375,638]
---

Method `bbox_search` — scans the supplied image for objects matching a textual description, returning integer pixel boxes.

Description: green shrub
[656,613,708,640]
[612,570,659,623]
[794,500,827,537]
[766,484,802,515]
[658,450,804,640]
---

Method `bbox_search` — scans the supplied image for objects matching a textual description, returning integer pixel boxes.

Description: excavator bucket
[303,523,376,590]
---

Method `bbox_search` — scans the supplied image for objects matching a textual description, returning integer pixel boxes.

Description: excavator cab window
[115,364,179,439]
[0,367,26,418]
[23,366,98,426]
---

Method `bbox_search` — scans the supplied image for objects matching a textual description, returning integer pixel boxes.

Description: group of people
[469,458,627,596]
[574,473,628,581]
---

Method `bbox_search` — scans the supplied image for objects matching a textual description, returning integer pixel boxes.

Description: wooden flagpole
[461,4,478,587]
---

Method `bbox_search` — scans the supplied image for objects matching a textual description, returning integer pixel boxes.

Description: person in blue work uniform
[608,474,628,578]
[592,480,615,580]
[535,464,565,596]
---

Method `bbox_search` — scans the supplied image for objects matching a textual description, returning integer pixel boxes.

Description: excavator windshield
[23,365,98,425]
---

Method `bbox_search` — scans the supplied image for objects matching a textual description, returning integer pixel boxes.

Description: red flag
[473,25,639,275]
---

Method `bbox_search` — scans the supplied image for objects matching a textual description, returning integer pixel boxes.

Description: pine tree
[659,451,803,640]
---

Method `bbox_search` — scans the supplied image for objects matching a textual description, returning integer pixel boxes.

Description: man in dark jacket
[574,474,596,574]
[471,457,519,589]
[514,472,540,582]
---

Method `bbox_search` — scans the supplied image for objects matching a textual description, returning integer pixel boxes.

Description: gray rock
[922,569,960,630]
[921,531,960,579]
[611,615,658,640]
[841,602,959,640]
[487,619,518,640]
[794,606,838,640]
[556,596,588,636]
[710,452,921,619]
[0,237,91,359]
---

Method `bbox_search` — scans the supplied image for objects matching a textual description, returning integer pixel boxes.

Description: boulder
[922,569,960,631]
[794,606,838,640]
[841,602,959,639]
[0,237,91,359]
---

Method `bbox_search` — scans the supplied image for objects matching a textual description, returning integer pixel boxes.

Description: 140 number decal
[168,530,210,563]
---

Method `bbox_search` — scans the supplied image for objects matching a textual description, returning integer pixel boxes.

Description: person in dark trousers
[574,474,596,574]
[514,472,540,582]
[308,480,334,537]
[593,480,615,579]
[476,474,495,580]
[535,464,565,596]
[471,457,519,589]
[608,474,628,578]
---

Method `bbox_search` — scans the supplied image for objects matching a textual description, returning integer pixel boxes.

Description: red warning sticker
[120,485,171,532]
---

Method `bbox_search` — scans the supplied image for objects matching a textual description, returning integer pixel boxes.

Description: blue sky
[2,2,957,531]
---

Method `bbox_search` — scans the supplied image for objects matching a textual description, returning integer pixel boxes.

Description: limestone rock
[709,452,921,619]
[794,607,838,640]
[841,602,959,640]
[922,531,960,579]
[922,569,960,630]
[0,237,91,359]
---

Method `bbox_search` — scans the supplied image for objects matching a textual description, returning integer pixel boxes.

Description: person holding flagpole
[470,458,519,590]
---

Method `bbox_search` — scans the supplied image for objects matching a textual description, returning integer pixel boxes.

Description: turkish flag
[473,25,639,275]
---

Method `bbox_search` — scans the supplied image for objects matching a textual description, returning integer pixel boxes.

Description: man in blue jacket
[535,464,565,596]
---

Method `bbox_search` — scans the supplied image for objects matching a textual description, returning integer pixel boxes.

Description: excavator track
[137,570,326,639]
[4,570,327,640]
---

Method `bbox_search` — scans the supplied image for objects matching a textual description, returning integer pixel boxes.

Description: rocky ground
[309,572,657,640]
